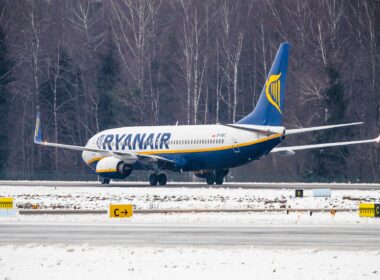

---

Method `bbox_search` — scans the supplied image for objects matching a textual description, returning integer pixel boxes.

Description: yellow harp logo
[265,73,282,113]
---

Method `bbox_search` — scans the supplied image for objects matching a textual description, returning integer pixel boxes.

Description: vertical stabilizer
[237,42,290,126]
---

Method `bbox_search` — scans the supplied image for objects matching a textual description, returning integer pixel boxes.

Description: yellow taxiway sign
[109,204,133,218]
[359,203,380,218]
[0,198,13,209]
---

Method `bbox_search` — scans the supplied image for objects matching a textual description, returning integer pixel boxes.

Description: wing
[271,135,380,154]
[34,112,174,165]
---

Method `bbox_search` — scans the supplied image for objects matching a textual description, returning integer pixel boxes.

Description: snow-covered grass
[0,244,379,280]
[1,185,380,224]
[1,185,379,210]
[2,211,380,225]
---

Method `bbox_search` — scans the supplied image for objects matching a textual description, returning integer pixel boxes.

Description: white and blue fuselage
[82,124,285,174]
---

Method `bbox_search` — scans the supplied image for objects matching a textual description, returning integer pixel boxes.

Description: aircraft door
[232,134,240,153]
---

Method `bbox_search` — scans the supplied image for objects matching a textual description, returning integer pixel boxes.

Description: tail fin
[237,42,290,126]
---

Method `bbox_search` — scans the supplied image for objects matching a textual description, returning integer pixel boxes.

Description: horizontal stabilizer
[286,122,363,135]
[271,135,380,153]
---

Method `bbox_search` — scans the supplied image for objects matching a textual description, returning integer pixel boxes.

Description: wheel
[206,174,215,185]
[149,174,158,186]
[215,174,224,185]
[100,177,110,184]
[158,174,167,186]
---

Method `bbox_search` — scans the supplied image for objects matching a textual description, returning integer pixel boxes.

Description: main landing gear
[206,173,224,185]
[205,170,229,185]
[149,173,167,186]
[100,177,111,184]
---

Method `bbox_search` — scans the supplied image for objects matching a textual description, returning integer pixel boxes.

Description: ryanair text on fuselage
[97,133,172,151]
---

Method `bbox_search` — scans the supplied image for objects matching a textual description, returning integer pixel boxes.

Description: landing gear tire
[158,174,167,186]
[206,174,215,185]
[215,174,224,185]
[100,177,110,185]
[149,174,158,186]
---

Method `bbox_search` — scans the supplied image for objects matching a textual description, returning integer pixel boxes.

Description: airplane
[34,42,380,185]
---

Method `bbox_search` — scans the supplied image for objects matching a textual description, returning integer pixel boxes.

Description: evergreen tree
[307,67,350,181]
[0,28,11,177]
[97,42,119,130]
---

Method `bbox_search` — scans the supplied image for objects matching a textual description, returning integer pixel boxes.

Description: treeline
[0,0,379,182]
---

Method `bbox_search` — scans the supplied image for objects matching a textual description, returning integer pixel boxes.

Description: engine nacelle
[96,156,132,179]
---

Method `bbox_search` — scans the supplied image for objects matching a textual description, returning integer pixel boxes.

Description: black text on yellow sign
[109,204,133,218]
[359,203,380,218]
[0,198,13,209]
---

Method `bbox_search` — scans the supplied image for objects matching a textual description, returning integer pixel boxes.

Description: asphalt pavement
[1,223,379,249]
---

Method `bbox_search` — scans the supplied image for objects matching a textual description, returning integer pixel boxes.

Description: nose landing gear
[100,177,111,184]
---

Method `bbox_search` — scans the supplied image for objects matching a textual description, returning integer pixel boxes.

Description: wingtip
[34,110,43,144]
[376,135,380,143]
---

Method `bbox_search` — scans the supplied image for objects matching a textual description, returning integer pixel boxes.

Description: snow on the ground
[0,185,379,210]
[1,185,380,279]
[0,244,379,280]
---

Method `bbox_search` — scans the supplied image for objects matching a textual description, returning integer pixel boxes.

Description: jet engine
[96,156,132,179]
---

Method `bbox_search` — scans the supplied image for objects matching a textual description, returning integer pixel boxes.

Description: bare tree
[69,0,105,134]
[110,0,159,123]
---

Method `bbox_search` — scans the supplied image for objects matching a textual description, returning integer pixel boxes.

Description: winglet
[34,109,43,144]
[376,135,380,143]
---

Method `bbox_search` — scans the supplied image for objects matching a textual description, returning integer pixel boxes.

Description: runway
[1,223,379,249]
[1,180,380,190]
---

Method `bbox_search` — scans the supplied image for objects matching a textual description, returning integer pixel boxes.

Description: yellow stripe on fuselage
[86,133,282,165]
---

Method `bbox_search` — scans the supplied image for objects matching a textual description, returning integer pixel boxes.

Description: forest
[0,0,379,182]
